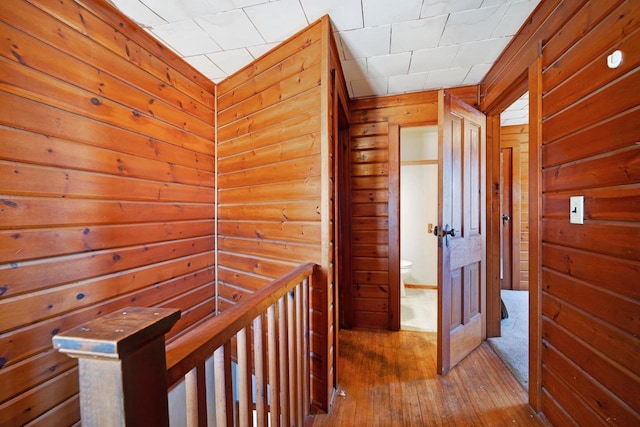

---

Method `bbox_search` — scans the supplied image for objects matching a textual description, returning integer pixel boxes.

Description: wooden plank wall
[216,17,337,411]
[500,124,529,290]
[0,1,216,425]
[347,87,478,330]
[482,0,639,421]
[538,0,640,424]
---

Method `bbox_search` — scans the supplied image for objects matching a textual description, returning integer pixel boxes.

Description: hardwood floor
[312,329,547,426]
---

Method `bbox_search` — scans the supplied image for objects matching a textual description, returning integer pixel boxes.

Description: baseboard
[405,283,437,290]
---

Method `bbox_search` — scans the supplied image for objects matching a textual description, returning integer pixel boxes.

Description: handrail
[52,262,316,427]
[165,261,316,426]
[165,262,315,385]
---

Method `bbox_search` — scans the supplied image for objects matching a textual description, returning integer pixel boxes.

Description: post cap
[52,307,180,359]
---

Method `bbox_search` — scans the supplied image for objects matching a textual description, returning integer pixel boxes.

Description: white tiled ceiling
[501,92,529,126]
[108,0,540,100]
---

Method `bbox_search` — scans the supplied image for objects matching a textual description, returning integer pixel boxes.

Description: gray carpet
[487,290,529,390]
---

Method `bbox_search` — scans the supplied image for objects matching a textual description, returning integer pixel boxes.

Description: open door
[500,147,514,290]
[437,91,486,375]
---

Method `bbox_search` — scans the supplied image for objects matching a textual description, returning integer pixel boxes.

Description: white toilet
[400,259,412,298]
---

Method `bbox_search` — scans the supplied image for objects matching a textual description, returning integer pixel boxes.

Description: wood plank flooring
[312,329,548,426]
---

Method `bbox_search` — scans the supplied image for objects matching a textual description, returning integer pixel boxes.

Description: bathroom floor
[400,288,437,332]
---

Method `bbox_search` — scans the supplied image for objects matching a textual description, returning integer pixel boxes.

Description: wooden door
[437,91,486,375]
[500,148,514,290]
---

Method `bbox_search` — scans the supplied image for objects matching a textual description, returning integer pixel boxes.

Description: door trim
[389,124,401,331]
[483,54,543,411]
[527,55,543,412]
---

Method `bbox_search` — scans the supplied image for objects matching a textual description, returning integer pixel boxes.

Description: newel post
[52,307,180,426]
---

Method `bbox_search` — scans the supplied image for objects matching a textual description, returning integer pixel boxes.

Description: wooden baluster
[287,289,297,425]
[52,307,180,427]
[253,315,269,427]
[185,362,207,427]
[295,283,304,427]
[185,368,197,427]
[302,277,310,417]
[278,295,290,423]
[267,305,280,426]
[213,344,234,426]
[237,327,253,427]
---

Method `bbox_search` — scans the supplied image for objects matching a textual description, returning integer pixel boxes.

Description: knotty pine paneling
[216,16,343,412]
[500,125,529,290]
[0,1,215,425]
[347,87,478,330]
[537,0,640,424]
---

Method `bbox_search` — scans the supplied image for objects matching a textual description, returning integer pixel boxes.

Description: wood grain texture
[347,87,478,331]
[501,125,529,290]
[312,329,548,427]
[215,16,339,411]
[0,1,215,425]
[536,1,640,424]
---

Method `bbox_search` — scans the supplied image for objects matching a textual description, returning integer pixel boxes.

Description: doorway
[399,125,439,333]
[488,92,530,389]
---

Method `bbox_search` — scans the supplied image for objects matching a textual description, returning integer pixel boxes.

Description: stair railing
[53,262,316,427]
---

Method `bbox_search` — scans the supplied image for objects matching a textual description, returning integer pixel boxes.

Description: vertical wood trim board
[0,0,216,425]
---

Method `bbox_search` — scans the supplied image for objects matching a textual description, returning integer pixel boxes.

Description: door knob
[434,224,456,247]
[442,224,456,237]
[502,214,511,225]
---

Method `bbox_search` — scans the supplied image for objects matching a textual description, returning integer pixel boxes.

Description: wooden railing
[165,262,316,426]
[53,262,316,427]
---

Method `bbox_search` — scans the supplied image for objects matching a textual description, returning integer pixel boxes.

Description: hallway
[313,329,547,426]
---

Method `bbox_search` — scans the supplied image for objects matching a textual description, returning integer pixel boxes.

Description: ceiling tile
[492,0,541,38]
[341,58,368,81]
[362,0,422,27]
[501,108,529,125]
[151,19,221,56]
[389,72,429,93]
[109,0,166,26]
[390,15,448,53]
[409,45,459,73]
[481,0,511,7]
[333,32,347,60]
[501,91,530,125]
[450,37,510,67]
[299,0,364,31]
[207,0,271,10]
[510,99,529,111]
[339,25,390,60]
[351,77,388,98]
[206,48,254,74]
[439,4,509,46]
[424,66,470,90]
[140,0,217,21]
[195,10,264,50]
[244,0,309,43]
[113,0,539,99]
[420,0,483,19]
[463,63,491,84]
[246,43,279,59]
[367,52,411,78]
[184,54,227,81]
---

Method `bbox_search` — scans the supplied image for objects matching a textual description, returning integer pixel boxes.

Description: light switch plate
[570,196,584,224]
